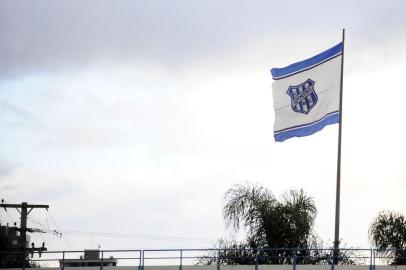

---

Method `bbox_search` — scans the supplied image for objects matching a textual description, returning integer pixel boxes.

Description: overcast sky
[1,0,406,255]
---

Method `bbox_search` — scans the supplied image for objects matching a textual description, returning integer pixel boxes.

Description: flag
[271,42,343,142]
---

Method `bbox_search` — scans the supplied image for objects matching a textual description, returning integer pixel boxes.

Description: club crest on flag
[287,79,318,115]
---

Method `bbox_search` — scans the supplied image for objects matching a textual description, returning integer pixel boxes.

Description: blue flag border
[274,111,339,142]
[271,42,343,80]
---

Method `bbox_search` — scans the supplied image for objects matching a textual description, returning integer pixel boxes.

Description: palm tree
[369,210,406,265]
[222,182,317,263]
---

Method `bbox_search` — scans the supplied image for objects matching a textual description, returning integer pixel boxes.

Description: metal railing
[1,248,406,269]
[0,250,142,269]
[141,248,373,269]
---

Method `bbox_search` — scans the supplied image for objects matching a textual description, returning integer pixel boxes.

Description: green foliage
[223,183,316,250]
[369,210,406,265]
[198,237,358,266]
[198,239,257,265]
[305,237,358,265]
[199,182,358,266]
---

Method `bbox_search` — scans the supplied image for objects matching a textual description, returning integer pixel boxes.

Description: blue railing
[1,248,406,269]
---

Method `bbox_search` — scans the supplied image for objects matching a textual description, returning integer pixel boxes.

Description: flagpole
[334,28,345,263]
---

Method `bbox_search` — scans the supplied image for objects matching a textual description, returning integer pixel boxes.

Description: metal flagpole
[334,28,345,263]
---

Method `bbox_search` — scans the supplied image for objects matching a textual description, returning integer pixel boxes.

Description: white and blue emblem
[287,79,318,114]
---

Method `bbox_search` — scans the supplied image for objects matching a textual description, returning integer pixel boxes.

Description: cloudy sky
[1,0,406,255]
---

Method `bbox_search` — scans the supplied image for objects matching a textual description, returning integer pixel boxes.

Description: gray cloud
[0,101,32,118]
[0,164,84,204]
[0,101,35,130]
[1,0,268,78]
[0,158,15,180]
[1,0,406,79]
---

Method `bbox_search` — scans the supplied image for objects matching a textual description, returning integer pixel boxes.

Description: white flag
[271,43,343,142]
